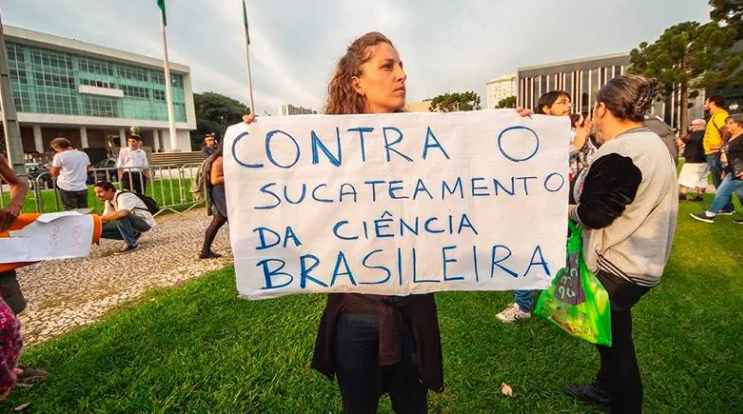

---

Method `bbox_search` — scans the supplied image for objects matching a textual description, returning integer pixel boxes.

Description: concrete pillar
[80,126,89,149]
[33,124,43,153]
[153,130,160,152]
[119,128,127,147]
[162,130,171,151]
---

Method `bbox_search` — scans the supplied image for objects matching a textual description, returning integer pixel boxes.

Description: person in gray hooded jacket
[564,75,678,414]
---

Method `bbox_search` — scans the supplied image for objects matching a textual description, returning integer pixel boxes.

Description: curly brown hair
[325,32,395,115]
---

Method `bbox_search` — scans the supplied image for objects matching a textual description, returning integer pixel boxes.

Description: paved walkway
[15,208,232,346]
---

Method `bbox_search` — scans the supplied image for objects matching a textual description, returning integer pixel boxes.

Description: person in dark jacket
[678,119,709,201]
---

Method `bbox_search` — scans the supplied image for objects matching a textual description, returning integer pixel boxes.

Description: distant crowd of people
[680,95,743,225]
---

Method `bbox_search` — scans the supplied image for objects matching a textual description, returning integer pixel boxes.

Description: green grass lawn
[3,199,743,413]
[2,178,198,215]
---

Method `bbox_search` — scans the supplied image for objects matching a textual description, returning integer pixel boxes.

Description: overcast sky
[3,0,710,114]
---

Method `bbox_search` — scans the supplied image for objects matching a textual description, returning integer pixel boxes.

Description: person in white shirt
[48,137,91,211]
[94,181,156,254]
[117,130,149,194]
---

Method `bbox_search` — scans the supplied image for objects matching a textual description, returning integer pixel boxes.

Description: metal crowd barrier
[88,165,204,217]
[3,164,207,216]
[0,173,45,213]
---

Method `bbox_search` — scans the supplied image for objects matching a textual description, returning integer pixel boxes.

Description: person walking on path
[691,113,743,225]
[678,119,709,202]
[199,142,228,259]
[703,95,733,214]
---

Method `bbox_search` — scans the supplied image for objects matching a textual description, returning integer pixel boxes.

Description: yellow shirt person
[704,107,729,155]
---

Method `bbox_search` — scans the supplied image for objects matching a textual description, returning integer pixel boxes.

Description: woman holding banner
[564,75,677,414]
[245,32,533,413]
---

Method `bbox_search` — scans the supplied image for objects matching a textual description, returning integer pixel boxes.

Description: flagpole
[243,0,255,115]
[160,8,178,150]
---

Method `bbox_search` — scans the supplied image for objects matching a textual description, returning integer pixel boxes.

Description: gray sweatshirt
[570,127,678,287]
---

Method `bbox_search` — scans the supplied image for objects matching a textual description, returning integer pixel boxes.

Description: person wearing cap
[678,119,710,202]
[201,133,217,157]
[117,127,149,194]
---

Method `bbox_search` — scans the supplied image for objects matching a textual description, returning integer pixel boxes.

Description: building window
[79,59,114,76]
[119,66,149,82]
[565,73,573,99]
[80,78,116,89]
[34,72,76,89]
[83,96,117,118]
[122,85,149,99]
[152,89,166,101]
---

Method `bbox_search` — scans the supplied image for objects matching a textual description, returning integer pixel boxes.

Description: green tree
[429,91,481,112]
[497,96,517,109]
[710,0,743,38]
[630,21,742,130]
[191,92,249,150]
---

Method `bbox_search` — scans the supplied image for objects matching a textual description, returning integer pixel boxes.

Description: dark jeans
[334,313,428,414]
[0,270,26,315]
[59,189,88,211]
[101,215,151,247]
[121,171,147,194]
[707,153,734,211]
[594,271,650,414]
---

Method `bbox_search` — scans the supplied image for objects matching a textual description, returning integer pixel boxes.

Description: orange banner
[0,213,102,273]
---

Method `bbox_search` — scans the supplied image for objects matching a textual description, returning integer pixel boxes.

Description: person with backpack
[199,142,228,259]
[94,181,157,254]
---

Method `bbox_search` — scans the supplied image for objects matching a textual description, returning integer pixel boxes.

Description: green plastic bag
[535,221,612,346]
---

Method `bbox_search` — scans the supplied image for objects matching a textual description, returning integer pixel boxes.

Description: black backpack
[116,191,159,215]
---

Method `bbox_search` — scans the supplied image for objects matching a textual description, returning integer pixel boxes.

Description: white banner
[224,110,570,299]
[0,212,95,263]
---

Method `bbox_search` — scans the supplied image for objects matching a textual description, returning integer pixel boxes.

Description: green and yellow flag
[242,0,250,45]
[157,0,167,26]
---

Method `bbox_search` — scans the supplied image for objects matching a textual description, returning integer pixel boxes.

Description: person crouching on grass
[94,181,157,255]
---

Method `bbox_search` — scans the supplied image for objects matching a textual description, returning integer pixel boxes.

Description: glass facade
[6,42,187,122]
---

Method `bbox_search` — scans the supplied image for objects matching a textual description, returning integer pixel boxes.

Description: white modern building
[516,52,704,130]
[278,104,317,116]
[1,25,197,157]
[486,74,517,109]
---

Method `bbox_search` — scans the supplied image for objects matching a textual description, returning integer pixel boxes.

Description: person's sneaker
[563,382,610,408]
[690,212,716,224]
[199,252,223,260]
[734,218,743,225]
[718,208,736,216]
[114,244,139,255]
[678,194,687,201]
[15,366,49,387]
[496,303,531,323]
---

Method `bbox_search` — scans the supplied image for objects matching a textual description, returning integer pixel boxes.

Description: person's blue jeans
[707,153,735,211]
[708,174,743,213]
[101,215,151,247]
[514,290,534,313]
